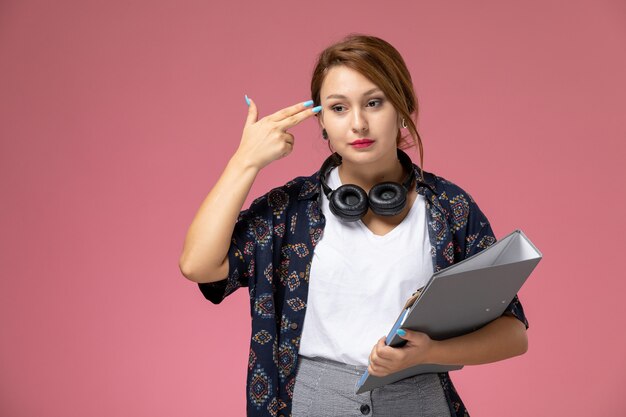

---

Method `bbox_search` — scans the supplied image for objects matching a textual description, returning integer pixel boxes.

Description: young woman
[179,34,529,417]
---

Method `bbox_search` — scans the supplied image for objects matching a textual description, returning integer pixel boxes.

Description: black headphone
[319,149,416,222]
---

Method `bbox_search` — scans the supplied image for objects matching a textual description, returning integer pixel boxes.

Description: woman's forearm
[179,99,319,283]
[179,154,260,283]
[429,315,528,366]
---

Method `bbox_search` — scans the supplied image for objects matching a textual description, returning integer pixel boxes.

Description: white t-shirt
[298,167,434,366]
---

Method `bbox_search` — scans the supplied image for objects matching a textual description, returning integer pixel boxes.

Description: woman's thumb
[244,95,258,126]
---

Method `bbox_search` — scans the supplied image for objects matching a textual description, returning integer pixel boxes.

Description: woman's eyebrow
[325,88,382,100]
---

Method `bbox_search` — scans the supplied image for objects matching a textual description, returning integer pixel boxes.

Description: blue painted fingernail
[303,100,314,107]
[245,94,250,106]
[396,329,406,336]
[312,105,322,113]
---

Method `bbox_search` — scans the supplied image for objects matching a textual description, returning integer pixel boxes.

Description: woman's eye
[331,99,382,113]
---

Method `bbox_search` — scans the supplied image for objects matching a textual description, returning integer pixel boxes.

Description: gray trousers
[292,355,452,417]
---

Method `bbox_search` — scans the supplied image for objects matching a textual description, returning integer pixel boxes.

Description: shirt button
[360,404,371,415]
[290,322,298,330]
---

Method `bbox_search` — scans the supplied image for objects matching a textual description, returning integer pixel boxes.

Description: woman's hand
[367,330,436,377]
[233,98,320,171]
[366,316,528,377]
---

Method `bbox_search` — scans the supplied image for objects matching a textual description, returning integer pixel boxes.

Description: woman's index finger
[269,100,315,122]
[278,105,321,130]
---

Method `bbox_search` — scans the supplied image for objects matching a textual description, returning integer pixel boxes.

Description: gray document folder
[356,229,542,394]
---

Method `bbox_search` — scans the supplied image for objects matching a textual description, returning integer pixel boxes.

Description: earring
[322,129,328,140]
[401,118,407,129]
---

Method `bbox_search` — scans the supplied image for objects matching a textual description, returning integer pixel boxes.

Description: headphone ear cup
[329,185,369,222]
[368,182,407,216]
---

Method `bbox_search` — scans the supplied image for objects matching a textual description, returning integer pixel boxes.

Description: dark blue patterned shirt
[198,164,528,417]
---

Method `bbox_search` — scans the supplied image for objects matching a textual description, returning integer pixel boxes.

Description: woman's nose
[351,108,368,133]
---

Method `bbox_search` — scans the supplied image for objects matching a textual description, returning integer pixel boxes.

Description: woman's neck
[337,152,405,192]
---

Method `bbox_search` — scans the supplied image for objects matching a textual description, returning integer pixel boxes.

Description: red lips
[350,138,374,145]
[350,138,374,148]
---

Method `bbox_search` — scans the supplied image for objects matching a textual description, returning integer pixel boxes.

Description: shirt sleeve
[463,196,530,329]
[197,195,269,304]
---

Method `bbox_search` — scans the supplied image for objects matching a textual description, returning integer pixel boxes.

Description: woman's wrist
[423,339,445,365]
[229,150,263,174]
[417,338,457,366]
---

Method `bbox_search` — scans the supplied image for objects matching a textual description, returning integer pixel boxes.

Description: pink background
[1,1,625,416]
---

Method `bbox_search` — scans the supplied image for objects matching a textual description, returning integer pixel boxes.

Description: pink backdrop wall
[1,1,625,416]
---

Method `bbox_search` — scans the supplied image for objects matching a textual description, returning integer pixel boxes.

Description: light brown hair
[310,33,425,173]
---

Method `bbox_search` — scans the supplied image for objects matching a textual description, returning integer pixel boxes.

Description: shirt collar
[412,164,438,194]
[297,171,323,200]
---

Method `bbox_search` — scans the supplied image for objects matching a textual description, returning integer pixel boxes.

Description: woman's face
[318,65,401,165]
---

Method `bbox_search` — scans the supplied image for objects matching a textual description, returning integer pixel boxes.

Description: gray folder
[355,229,542,394]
